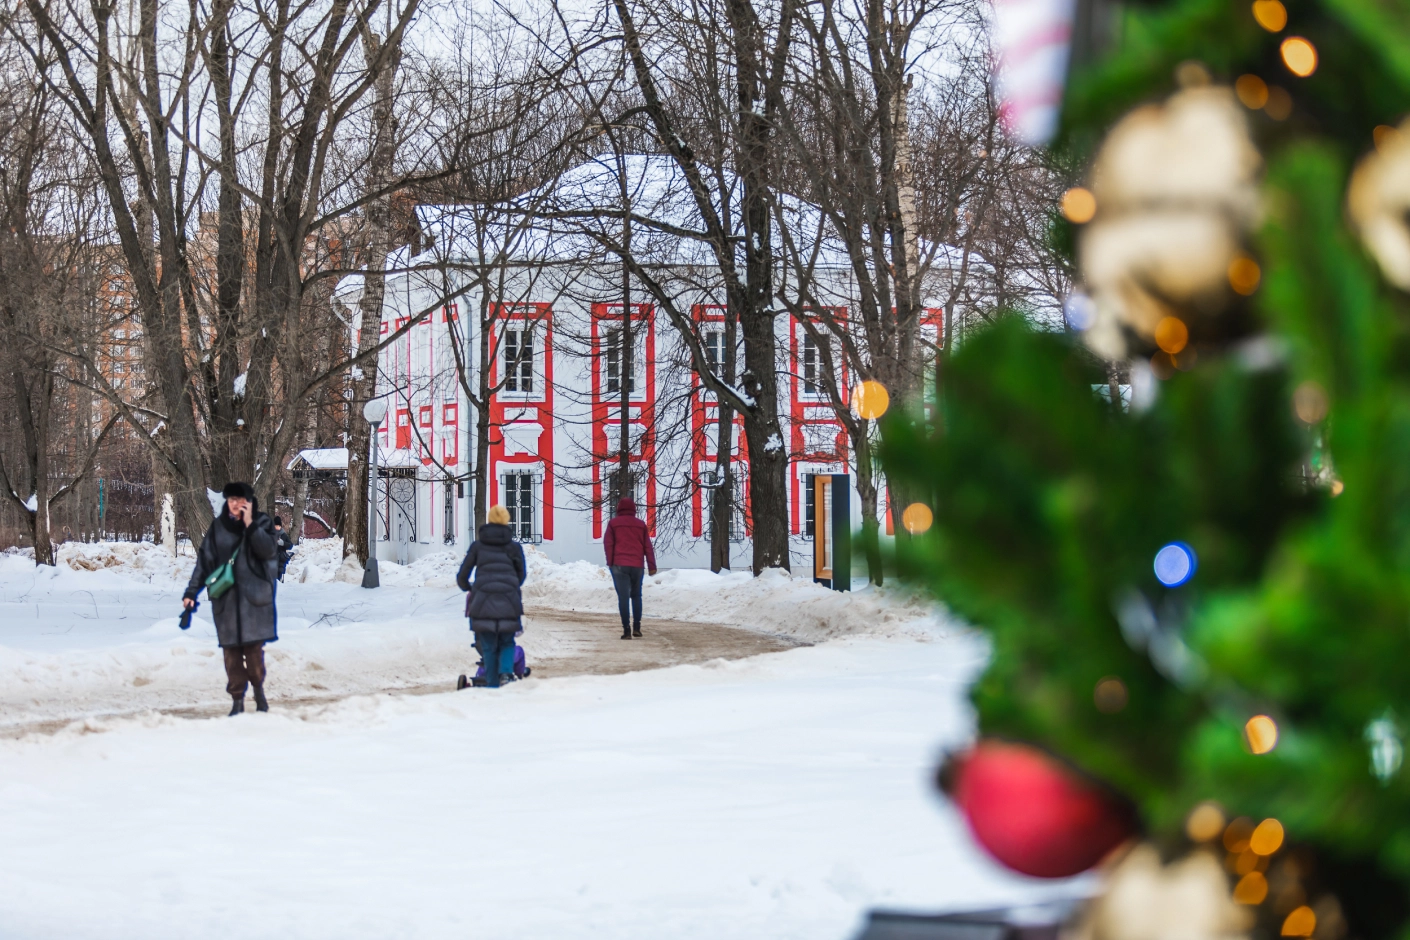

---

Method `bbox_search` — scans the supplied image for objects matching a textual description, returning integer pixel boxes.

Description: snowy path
[2,606,801,736]
[1,543,934,734]
[0,637,1079,940]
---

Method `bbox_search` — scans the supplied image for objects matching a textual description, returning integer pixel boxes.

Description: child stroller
[457,644,530,690]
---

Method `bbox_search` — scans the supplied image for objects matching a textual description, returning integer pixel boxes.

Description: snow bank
[56,539,195,584]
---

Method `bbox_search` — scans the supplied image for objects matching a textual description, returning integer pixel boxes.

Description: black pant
[610,565,644,630]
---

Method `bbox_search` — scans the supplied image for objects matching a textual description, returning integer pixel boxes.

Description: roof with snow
[411,153,973,273]
[288,448,350,471]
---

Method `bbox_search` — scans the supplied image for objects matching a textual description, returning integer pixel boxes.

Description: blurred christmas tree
[883,0,1410,936]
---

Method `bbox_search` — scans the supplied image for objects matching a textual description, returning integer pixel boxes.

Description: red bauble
[945,739,1139,879]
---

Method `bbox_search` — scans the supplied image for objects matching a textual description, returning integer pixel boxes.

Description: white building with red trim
[336,155,1020,570]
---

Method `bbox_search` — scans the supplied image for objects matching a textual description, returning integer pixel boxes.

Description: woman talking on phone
[182,482,281,716]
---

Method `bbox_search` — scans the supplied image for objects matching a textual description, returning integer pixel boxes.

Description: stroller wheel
[456,674,468,691]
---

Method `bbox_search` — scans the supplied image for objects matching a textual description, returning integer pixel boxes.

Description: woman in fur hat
[182,482,281,715]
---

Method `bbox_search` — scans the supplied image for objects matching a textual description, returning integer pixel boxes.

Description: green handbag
[205,546,240,600]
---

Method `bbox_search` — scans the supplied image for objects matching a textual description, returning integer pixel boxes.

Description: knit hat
[487,505,510,525]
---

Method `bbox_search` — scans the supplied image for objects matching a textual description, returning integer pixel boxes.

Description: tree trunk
[709,307,739,572]
[618,212,633,507]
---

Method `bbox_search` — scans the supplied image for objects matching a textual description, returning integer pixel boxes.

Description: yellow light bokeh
[1250,818,1285,855]
[1293,381,1329,424]
[1233,849,1266,875]
[1186,802,1226,842]
[1265,86,1293,121]
[1154,316,1189,354]
[853,380,890,420]
[1093,676,1128,714]
[1246,714,1280,754]
[1061,187,1097,224]
[1229,255,1262,295]
[901,502,933,535]
[1331,479,1345,497]
[1235,75,1270,109]
[1282,906,1317,937]
[1375,125,1401,150]
[1252,0,1288,31]
[1234,871,1269,905]
[1281,37,1318,77]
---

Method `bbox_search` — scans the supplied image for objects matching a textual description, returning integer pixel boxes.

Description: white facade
[337,156,965,572]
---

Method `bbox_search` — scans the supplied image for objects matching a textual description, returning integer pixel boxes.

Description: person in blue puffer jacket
[455,505,527,688]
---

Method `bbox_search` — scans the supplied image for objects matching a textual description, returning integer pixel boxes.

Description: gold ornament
[1077,88,1262,360]
[1070,843,1252,940]
[1348,117,1410,291]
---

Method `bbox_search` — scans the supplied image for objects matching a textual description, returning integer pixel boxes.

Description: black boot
[228,696,244,717]
[252,684,268,713]
[621,627,632,639]
[632,625,643,637]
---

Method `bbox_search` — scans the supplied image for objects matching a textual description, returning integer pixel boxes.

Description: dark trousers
[223,642,266,697]
[474,628,517,688]
[610,565,644,630]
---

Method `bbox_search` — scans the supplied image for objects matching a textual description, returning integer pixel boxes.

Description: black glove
[179,600,198,630]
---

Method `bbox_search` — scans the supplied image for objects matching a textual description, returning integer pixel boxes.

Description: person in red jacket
[603,496,657,639]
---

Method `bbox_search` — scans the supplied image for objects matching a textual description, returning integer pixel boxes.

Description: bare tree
[12,0,441,544]
[0,60,116,564]
[543,0,797,573]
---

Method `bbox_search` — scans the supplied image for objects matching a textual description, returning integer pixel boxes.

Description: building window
[443,479,456,544]
[707,479,744,542]
[112,361,125,374]
[504,327,534,393]
[604,328,636,394]
[605,466,643,512]
[704,329,723,377]
[802,334,820,396]
[503,471,536,541]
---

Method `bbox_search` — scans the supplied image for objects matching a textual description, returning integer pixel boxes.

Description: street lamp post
[361,397,389,588]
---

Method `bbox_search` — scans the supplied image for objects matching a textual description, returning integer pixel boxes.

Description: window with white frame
[502,470,538,542]
[604,327,641,395]
[503,327,534,394]
[704,329,724,377]
[707,477,745,542]
[801,334,822,397]
[605,465,643,513]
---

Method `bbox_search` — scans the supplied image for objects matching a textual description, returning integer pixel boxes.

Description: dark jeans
[474,627,517,688]
[223,642,266,697]
[610,565,644,630]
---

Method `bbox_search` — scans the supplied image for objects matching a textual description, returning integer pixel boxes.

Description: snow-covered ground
[0,540,1084,938]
